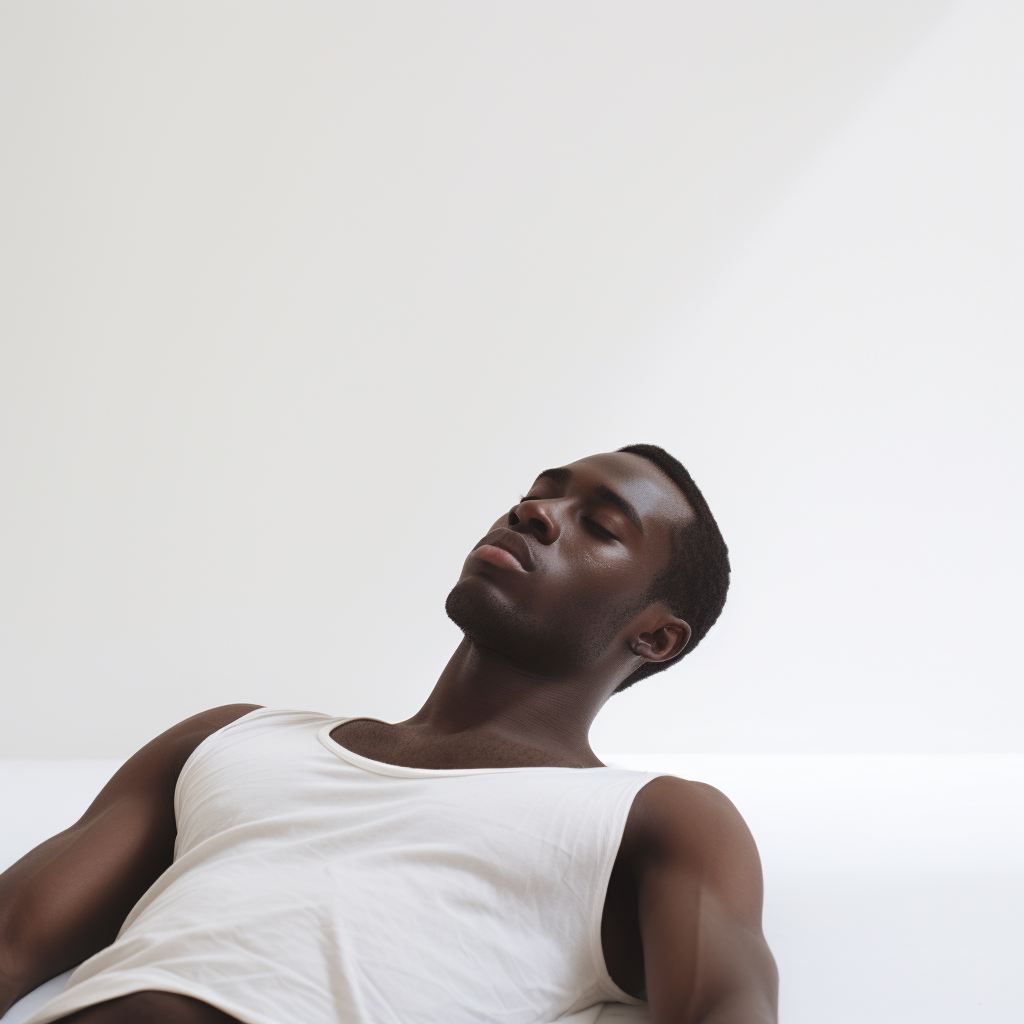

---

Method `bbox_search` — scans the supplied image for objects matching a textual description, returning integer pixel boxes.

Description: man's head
[446,444,730,694]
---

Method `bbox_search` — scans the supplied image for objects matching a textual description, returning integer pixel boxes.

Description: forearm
[0,802,173,1014]
[0,957,26,1019]
[0,953,56,1020]
[1,837,68,1013]
[0,828,99,1015]
[0,705,250,1016]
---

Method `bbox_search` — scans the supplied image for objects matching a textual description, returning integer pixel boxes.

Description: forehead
[544,451,694,528]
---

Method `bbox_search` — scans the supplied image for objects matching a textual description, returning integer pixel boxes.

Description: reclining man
[0,444,778,1024]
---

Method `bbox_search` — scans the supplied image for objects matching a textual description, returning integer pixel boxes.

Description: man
[0,444,778,1024]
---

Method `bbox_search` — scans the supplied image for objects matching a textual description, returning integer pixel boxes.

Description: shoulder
[625,775,764,912]
[163,703,265,743]
[630,774,749,839]
[105,705,265,798]
[623,777,778,1022]
[151,704,265,759]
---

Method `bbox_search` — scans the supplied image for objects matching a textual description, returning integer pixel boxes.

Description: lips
[471,528,535,572]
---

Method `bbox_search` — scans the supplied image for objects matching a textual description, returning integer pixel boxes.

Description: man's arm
[0,703,260,1017]
[630,776,778,1024]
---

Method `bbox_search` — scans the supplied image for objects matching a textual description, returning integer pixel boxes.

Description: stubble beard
[444,577,640,677]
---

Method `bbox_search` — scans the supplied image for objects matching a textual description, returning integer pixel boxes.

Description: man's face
[446,451,693,675]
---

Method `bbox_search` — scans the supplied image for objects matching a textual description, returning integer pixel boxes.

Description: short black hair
[614,443,731,693]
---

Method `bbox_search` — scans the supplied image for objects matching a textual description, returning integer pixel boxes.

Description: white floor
[2,755,1022,1024]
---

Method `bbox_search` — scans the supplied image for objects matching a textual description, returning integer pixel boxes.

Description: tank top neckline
[317,717,612,779]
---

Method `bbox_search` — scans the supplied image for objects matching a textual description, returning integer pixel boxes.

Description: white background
[2,6,1023,1020]
[1,0,1021,759]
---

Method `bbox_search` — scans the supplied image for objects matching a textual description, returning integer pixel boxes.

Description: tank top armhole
[172,707,274,823]
[589,771,671,1006]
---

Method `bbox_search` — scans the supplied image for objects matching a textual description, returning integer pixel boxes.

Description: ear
[630,615,691,665]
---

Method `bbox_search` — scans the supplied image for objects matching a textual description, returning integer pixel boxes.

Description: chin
[445,576,524,651]
[444,576,617,675]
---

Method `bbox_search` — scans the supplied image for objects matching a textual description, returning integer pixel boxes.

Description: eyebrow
[535,468,644,536]
[536,467,571,485]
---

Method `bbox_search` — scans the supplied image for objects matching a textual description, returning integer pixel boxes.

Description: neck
[403,637,620,764]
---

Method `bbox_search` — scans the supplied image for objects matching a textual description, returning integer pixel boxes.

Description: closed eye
[583,515,618,541]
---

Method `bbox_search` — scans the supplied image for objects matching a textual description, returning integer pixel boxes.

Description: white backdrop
[1,0,1020,758]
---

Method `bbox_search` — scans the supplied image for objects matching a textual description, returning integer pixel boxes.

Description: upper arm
[0,703,260,1013]
[632,777,778,1024]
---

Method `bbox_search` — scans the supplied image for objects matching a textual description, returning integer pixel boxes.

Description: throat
[330,719,603,771]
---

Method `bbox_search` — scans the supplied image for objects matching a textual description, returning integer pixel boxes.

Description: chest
[174,716,650,1001]
[327,719,646,993]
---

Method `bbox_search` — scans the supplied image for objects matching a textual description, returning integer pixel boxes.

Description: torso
[53,711,654,1024]
[329,718,649,999]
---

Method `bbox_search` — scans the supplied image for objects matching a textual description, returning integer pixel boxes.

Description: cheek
[559,539,648,597]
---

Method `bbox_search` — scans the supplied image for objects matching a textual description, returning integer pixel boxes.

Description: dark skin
[0,452,777,1024]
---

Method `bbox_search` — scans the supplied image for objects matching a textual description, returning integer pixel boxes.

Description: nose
[508,496,560,544]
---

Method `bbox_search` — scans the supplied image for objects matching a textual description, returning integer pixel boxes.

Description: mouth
[470,528,535,572]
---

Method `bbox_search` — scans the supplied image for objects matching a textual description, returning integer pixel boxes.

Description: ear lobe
[634,619,691,664]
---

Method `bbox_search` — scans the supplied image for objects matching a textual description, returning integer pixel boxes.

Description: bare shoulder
[156,703,265,751]
[630,773,752,839]
[626,777,778,1023]
[93,704,264,803]
[626,774,764,915]
[132,702,263,761]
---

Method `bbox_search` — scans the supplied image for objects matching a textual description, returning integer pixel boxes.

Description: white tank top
[26,708,662,1024]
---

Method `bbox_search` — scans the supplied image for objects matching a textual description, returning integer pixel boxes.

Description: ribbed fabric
[26,709,661,1024]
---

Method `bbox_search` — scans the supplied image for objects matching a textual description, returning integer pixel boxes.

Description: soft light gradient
[1,0,1020,758]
